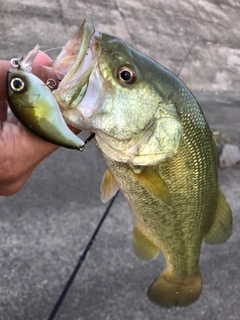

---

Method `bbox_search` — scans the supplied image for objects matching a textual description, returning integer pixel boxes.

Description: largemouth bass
[53,19,232,307]
[7,46,85,150]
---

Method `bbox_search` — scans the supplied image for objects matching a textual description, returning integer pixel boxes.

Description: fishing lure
[7,45,85,150]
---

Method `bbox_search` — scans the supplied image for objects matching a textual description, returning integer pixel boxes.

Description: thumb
[34,51,53,66]
[32,51,65,87]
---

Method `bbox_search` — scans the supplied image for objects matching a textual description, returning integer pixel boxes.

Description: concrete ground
[0,1,240,320]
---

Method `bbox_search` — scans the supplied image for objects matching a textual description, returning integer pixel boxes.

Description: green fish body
[53,19,232,307]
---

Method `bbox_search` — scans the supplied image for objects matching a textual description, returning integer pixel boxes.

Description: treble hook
[46,78,58,89]
[10,56,23,68]
[84,133,95,145]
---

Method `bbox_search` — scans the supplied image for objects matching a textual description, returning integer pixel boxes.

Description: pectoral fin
[100,168,119,203]
[133,225,159,261]
[132,166,172,206]
[204,187,232,244]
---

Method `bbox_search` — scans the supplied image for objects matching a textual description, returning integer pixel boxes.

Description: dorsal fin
[100,168,119,203]
[132,166,172,206]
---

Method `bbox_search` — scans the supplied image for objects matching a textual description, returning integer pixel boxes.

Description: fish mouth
[52,19,101,112]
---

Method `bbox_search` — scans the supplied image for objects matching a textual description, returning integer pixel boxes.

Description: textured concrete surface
[1,0,240,92]
[0,1,240,320]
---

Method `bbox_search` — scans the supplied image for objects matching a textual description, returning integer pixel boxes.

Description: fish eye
[10,77,25,92]
[117,67,136,84]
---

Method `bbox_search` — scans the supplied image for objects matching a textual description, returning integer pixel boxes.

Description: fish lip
[53,19,101,111]
[59,19,96,86]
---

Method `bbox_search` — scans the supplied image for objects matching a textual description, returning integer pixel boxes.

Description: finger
[31,64,63,88]
[0,60,12,102]
[0,100,8,122]
[32,51,65,85]
[10,114,18,124]
[68,124,82,135]
[34,51,53,66]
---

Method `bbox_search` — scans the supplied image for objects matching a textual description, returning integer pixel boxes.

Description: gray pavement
[1,1,240,320]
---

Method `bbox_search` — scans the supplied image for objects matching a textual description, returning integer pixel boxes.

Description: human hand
[0,52,64,195]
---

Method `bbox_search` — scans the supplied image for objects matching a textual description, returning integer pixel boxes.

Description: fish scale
[96,87,221,306]
[100,119,217,271]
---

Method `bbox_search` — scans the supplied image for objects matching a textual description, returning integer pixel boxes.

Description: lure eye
[117,67,136,84]
[10,77,25,92]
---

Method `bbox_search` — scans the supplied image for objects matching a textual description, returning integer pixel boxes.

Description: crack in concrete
[114,0,134,43]
[177,36,198,77]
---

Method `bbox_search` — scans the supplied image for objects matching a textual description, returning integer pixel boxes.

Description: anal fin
[133,224,159,261]
[204,186,232,244]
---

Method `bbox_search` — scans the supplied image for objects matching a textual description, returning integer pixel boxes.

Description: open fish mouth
[52,19,101,113]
